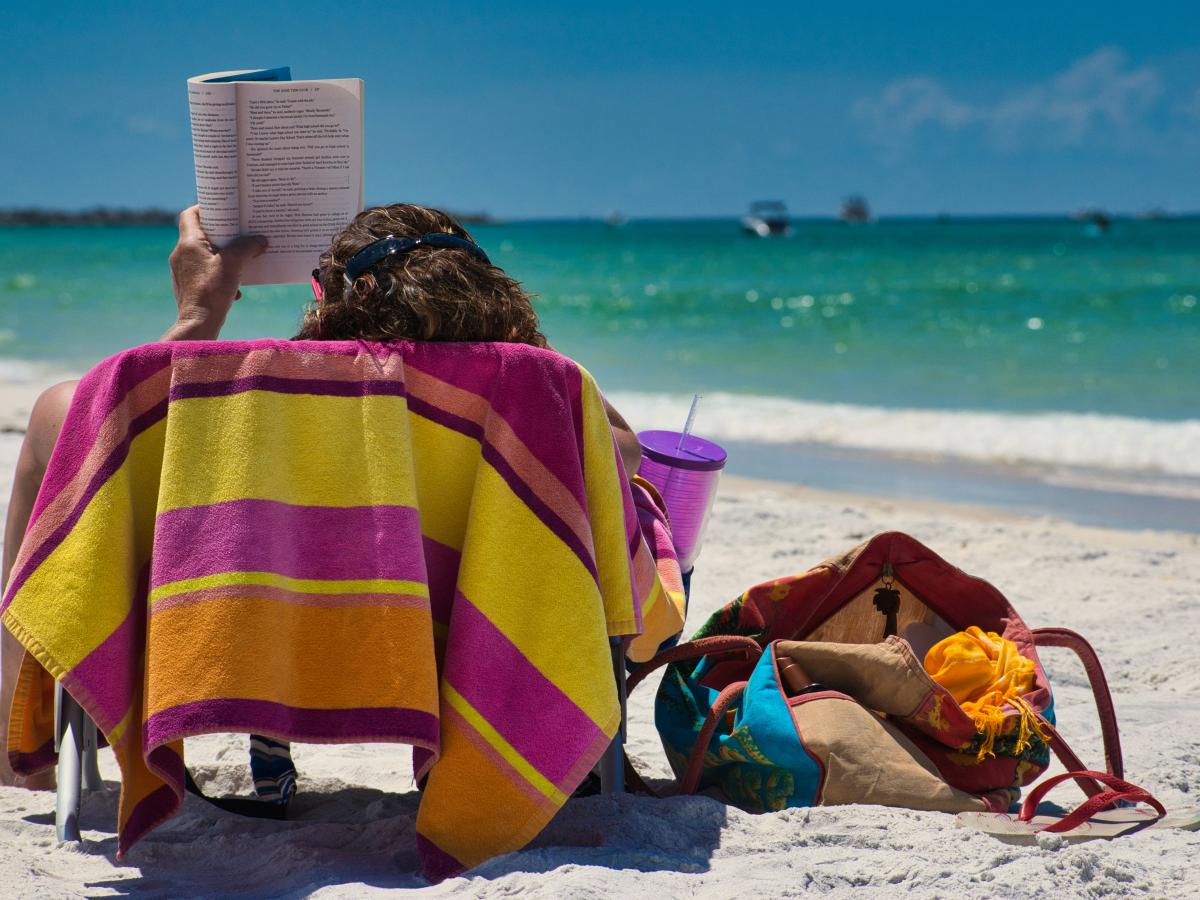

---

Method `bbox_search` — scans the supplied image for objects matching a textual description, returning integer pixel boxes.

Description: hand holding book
[162,206,268,341]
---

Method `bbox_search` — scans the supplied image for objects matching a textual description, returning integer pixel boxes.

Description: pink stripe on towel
[150,500,427,588]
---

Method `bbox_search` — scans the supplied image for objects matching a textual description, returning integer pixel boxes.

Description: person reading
[0,203,653,788]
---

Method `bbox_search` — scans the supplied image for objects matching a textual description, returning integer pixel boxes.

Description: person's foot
[249,734,297,805]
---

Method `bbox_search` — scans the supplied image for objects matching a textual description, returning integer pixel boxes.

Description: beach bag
[629,532,1154,831]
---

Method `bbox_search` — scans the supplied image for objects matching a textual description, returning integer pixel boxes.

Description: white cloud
[853,77,975,153]
[989,47,1162,150]
[854,47,1186,157]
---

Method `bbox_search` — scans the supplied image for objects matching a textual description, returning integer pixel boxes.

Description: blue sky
[2,1,1199,217]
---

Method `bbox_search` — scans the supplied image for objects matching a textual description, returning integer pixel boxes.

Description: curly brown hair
[295,204,547,348]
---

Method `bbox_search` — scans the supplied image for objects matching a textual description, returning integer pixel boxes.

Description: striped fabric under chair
[1,338,685,882]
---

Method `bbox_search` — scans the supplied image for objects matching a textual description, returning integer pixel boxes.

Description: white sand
[2,455,1198,896]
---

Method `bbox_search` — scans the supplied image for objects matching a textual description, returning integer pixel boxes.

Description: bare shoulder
[31,380,80,424]
[35,379,79,409]
[27,380,80,464]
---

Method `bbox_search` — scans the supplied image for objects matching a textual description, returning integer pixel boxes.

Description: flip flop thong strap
[1019,769,1166,833]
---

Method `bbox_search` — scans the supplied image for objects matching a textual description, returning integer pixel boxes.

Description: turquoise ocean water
[1,218,1198,479]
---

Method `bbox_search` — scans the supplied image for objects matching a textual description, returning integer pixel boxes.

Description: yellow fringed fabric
[923,626,1047,761]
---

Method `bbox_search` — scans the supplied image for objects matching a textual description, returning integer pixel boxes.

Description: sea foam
[608,391,1200,478]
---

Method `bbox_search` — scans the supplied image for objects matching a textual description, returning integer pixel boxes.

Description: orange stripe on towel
[416,704,559,871]
[145,599,438,716]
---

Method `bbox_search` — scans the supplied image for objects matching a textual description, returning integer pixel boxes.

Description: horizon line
[2,206,1198,224]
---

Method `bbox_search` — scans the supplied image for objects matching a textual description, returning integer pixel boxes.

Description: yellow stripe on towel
[409,413,483,552]
[149,572,430,604]
[158,392,417,512]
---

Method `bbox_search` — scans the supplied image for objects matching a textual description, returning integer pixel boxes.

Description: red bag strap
[1032,627,1124,780]
[622,636,763,796]
[626,635,763,695]
[1018,769,1164,833]
[679,681,749,795]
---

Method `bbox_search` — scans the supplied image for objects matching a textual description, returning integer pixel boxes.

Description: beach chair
[51,639,630,841]
[15,339,672,877]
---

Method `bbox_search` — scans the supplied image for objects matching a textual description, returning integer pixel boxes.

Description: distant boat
[741,200,791,237]
[605,210,627,227]
[1073,208,1111,234]
[840,195,873,224]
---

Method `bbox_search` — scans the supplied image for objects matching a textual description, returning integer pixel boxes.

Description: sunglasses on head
[310,232,491,301]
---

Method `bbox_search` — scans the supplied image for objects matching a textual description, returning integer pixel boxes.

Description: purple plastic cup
[636,429,727,571]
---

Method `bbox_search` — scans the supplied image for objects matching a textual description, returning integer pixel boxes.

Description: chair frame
[54,683,102,842]
[596,637,628,793]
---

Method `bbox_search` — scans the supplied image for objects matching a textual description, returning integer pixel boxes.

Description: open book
[187,68,364,285]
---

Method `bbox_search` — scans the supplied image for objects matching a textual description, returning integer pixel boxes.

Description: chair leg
[598,638,627,795]
[82,716,103,792]
[54,684,84,843]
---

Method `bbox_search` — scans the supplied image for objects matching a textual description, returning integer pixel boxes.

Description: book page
[186,80,241,245]
[235,79,364,284]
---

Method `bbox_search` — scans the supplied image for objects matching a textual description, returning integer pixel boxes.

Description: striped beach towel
[1,339,681,881]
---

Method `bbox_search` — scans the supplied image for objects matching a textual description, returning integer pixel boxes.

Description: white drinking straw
[677,393,702,450]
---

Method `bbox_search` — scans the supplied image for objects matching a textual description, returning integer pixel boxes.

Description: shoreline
[721,441,1200,535]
